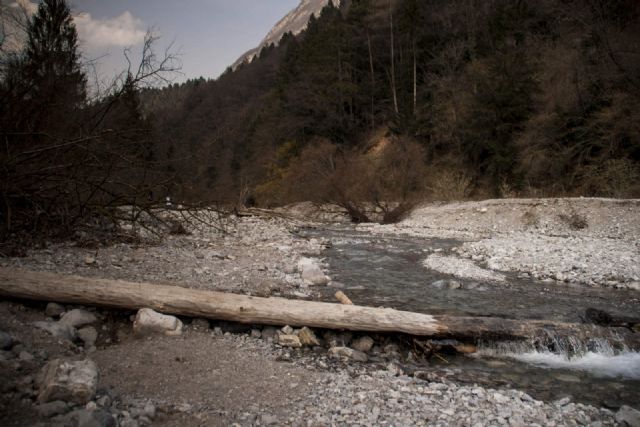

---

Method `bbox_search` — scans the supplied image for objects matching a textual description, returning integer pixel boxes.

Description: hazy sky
[8,0,300,83]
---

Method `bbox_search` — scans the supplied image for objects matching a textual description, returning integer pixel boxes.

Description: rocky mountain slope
[232,0,339,69]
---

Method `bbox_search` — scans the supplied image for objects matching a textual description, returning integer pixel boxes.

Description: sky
[5,0,300,84]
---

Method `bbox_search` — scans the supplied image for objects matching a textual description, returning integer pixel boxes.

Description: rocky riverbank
[361,198,640,290]
[1,198,639,426]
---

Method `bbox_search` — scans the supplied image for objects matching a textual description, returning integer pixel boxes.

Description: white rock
[38,359,98,405]
[59,309,97,328]
[278,334,302,348]
[33,321,77,342]
[297,257,329,285]
[133,308,183,336]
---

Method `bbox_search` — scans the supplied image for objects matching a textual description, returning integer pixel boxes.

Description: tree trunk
[367,30,376,130]
[0,267,638,348]
[389,2,399,115]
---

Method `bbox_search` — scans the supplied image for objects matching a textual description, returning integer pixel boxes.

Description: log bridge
[0,267,637,348]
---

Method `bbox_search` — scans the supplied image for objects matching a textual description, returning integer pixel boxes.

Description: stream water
[300,226,640,408]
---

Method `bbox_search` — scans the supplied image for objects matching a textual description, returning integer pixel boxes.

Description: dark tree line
[147,0,640,207]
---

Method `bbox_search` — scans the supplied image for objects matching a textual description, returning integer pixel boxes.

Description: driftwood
[0,267,637,347]
[334,291,353,305]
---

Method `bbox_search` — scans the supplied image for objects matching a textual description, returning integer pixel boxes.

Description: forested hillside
[145,0,640,211]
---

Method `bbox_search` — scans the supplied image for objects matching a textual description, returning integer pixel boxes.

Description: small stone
[18,351,34,361]
[281,325,294,335]
[298,327,320,346]
[191,318,210,330]
[96,395,112,408]
[278,334,302,348]
[84,256,96,265]
[554,396,572,407]
[36,400,69,417]
[143,402,156,418]
[261,414,278,425]
[250,329,262,339]
[328,347,368,362]
[45,303,65,318]
[213,327,223,336]
[0,331,13,350]
[76,409,117,427]
[60,309,97,328]
[351,336,374,353]
[177,403,192,412]
[77,327,98,348]
[616,405,640,427]
[33,321,77,342]
[261,327,278,340]
[133,308,182,336]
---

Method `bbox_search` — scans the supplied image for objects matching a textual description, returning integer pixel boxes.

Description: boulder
[45,302,65,318]
[133,308,183,336]
[0,330,13,350]
[351,336,375,353]
[77,327,98,348]
[297,257,329,285]
[33,321,77,342]
[38,359,98,405]
[60,309,97,328]
[278,334,302,348]
[617,405,640,427]
[328,346,368,362]
[298,327,320,346]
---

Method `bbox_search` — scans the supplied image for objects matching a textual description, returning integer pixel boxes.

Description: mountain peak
[232,0,340,70]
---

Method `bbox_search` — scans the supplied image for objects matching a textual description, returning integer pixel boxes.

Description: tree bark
[0,267,637,347]
[389,2,399,115]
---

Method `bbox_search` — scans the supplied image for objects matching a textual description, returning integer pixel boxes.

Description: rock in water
[616,405,640,427]
[298,327,320,346]
[59,309,97,328]
[38,359,98,405]
[33,321,77,342]
[133,308,183,336]
[297,257,329,285]
[328,346,368,362]
[351,336,374,353]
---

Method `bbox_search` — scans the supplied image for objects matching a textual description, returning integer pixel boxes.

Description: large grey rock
[0,330,13,350]
[45,302,65,318]
[133,308,182,336]
[60,309,97,328]
[328,346,368,362]
[77,327,98,348]
[38,359,98,405]
[297,257,329,285]
[33,321,77,342]
[617,405,640,427]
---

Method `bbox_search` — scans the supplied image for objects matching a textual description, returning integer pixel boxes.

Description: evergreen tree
[23,0,86,134]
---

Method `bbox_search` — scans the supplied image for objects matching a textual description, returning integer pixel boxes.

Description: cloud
[74,11,146,49]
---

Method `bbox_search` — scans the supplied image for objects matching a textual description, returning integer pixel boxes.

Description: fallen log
[0,267,637,347]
